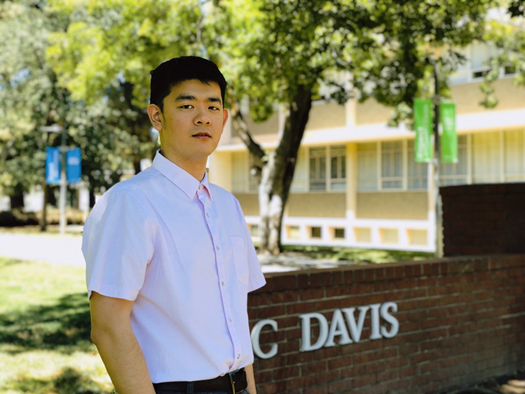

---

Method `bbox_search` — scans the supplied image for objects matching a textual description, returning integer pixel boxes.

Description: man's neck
[159,150,206,181]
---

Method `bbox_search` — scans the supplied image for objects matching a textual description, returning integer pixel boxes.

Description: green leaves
[47,0,204,106]
[2,0,523,203]
[0,0,155,200]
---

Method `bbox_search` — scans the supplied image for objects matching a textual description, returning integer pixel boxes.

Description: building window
[330,146,346,191]
[357,143,378,191]
[249,224,259,237]
[381,141,403,189]
[235,130,525,195]
[309,147,327,191]
[291,148,308,192]
[449,42,506,85]
[407,140,428,190]
[472,132,501,184]
[333,228,345,239]
[308,145,347,191]
[504,130,525,182]
[287,225,301,239]
[470,42,500,80]
[310,226,322,239]
[232,151,248,193]
[441,135,468,186]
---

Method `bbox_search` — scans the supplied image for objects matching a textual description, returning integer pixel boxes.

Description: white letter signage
[251,319,278,359]
[299,302,399,353]
[341,306,369,343]
[250,302,400,359]
[380,302,399,338]
[369,303,382,340]
[299,312,329,352]
[324,309,352,347]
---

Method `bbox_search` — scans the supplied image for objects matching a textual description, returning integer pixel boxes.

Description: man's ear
[222,108,229,127]
[147,104,163,132]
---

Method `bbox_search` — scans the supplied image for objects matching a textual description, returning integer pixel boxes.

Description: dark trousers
[153,368,249,394]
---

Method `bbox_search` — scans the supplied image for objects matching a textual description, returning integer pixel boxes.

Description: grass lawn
[0,257,113,394]
[281,245,434,263]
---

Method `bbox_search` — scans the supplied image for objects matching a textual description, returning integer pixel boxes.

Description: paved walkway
[0,231,350,272]
[0,232,85,267]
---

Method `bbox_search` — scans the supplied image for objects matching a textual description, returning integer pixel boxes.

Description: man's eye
[209,106,220,111]
[180,105,193,109]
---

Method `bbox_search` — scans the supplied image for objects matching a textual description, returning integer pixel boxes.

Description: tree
[0,0,69,211]
[44,0,507,255]
[65,96,145,208]
[0,0,142,228]
[223,0,501,255]
[478,2,525,108]
[45,0,214,173]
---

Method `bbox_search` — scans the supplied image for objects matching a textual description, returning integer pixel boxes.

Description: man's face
[148,79,228,169]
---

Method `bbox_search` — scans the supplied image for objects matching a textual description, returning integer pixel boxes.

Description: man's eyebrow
[174,94,222,105]
[175,94,196,101]
[208,96,222,104]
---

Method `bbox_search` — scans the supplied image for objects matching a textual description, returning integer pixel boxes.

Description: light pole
[41,124,67,235]
[430,61,443,258]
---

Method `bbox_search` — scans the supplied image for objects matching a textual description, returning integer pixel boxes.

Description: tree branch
[230,101,266,161]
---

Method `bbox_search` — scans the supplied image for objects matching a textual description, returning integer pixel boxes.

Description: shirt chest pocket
[230,236,248,286]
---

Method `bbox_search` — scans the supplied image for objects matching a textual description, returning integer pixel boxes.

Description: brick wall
[248,255,525,394]
[441,183,525,256]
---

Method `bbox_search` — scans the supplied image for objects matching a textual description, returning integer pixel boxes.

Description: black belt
[153,368,247,393]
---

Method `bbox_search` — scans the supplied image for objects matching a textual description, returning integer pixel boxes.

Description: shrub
[0,209,39,227]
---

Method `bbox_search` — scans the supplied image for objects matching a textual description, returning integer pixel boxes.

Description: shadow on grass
[6,366,112,394]
[0,292,92,354]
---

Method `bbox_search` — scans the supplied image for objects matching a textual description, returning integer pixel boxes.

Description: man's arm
[245,363,257,394]
[90,292,156,394]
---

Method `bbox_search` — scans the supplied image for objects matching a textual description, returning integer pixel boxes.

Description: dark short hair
[150,56,227,112]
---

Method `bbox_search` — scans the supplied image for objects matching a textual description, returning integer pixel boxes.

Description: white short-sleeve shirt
[82,151,266,383]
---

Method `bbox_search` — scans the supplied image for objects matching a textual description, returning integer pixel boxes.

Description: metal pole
[59,126,67,235]
[40,132,50,232]
[432,62,443,258]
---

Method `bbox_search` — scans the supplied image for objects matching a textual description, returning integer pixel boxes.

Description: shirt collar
[152,151,212,201]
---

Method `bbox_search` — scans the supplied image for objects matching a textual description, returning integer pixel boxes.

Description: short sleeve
[233,197,266,293]
[82,188,157,301]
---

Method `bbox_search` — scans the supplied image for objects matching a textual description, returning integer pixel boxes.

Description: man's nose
[194,108,211,125]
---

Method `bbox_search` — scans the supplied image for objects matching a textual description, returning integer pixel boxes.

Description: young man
[82,56,266,394]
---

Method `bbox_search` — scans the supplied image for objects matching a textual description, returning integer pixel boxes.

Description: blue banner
[66,148,82,184]
[46,147,61,185]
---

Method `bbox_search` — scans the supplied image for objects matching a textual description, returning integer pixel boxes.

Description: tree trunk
[231,85,314,255]
[89,188,96,208]
[47,185,57,207]
[9,183,25,210]
[40,181,48,231]
[133,155,142,175]
[259,85,313,255]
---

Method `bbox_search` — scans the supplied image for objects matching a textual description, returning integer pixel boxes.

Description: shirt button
[206,213,209,218]
[221,281,225,286]
[229,318,233,323]
[237,354,241,359]
[216,246,220,250]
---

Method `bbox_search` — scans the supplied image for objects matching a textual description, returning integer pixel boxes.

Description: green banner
[414,99,433,162]
[440,102,457,163]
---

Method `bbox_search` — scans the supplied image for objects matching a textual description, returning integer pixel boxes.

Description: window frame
[306,145,347,192]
